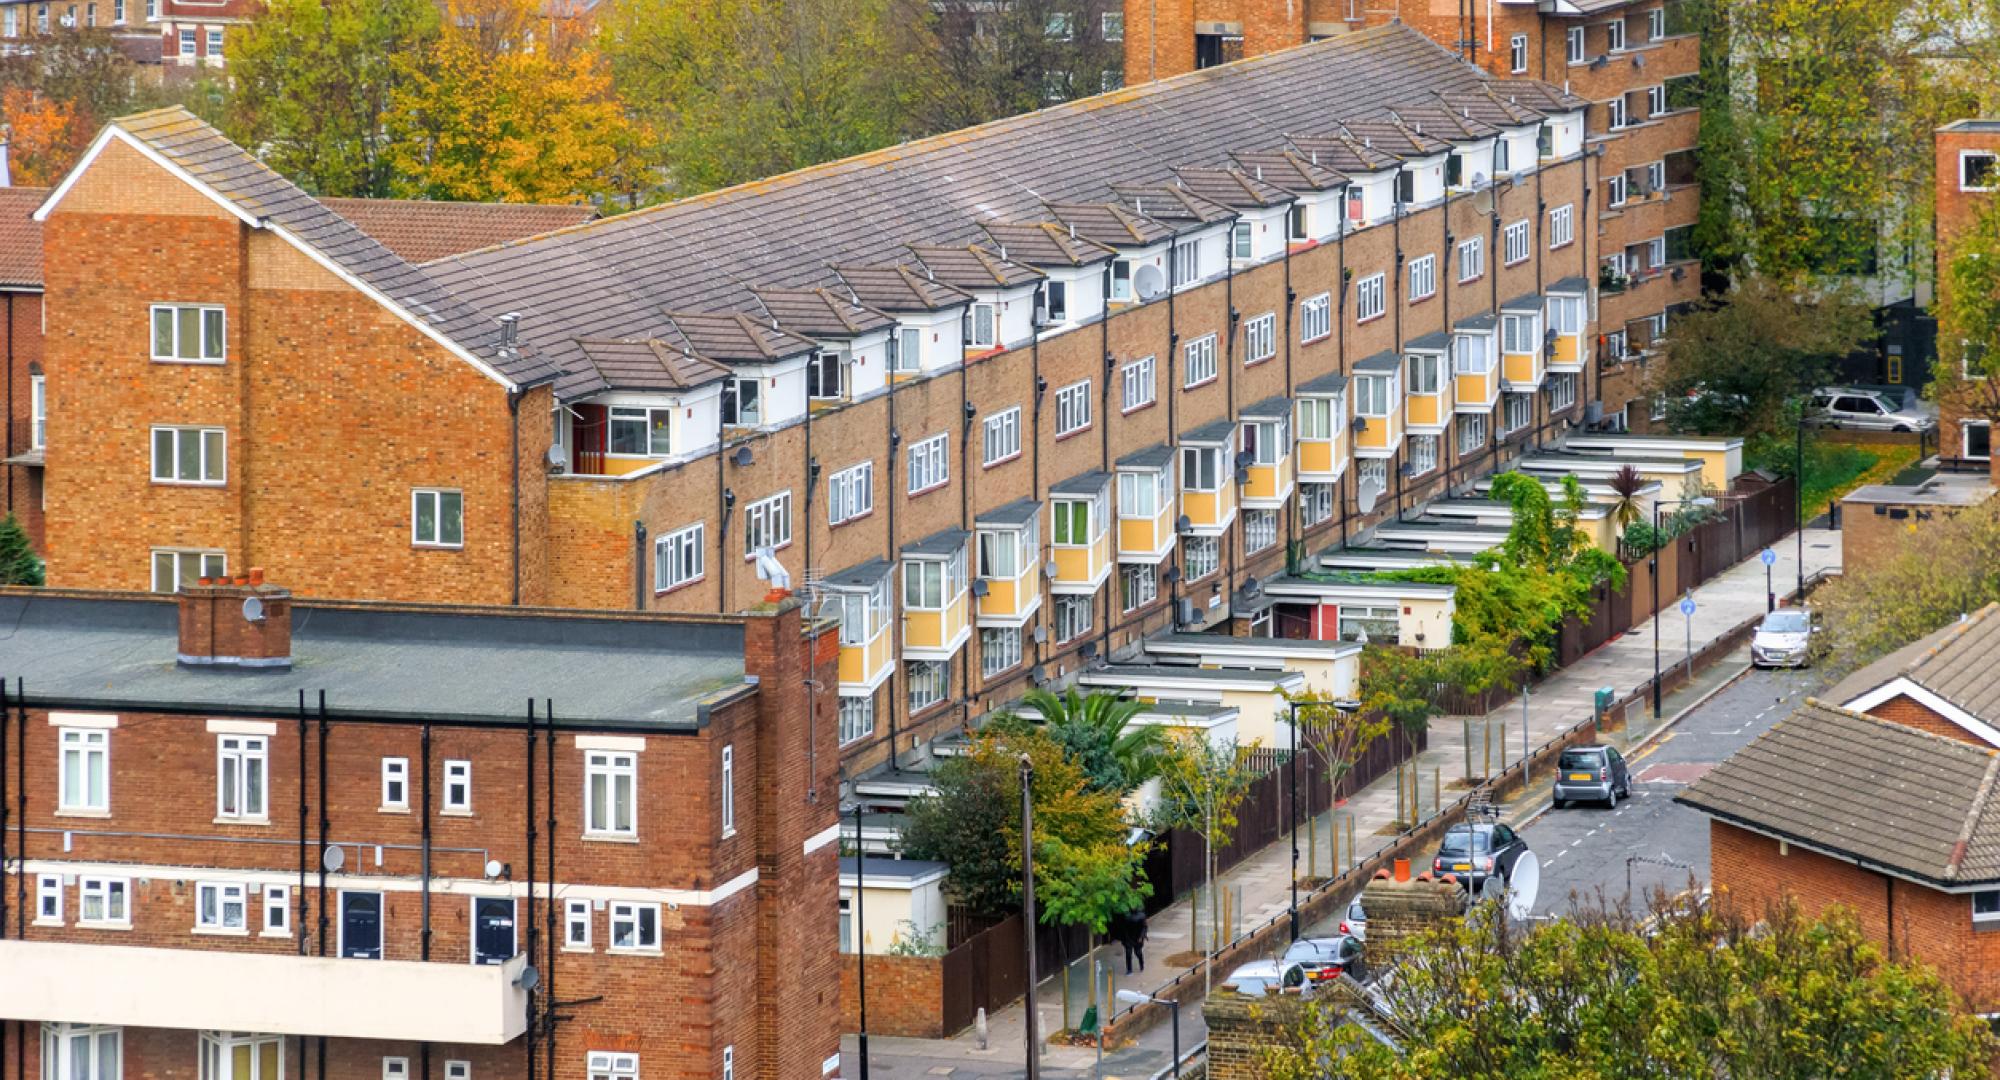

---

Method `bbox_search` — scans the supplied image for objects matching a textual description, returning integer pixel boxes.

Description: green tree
[1291,689,1389,820]
[227,0,441,197]
[1605,464,1647,532]
[1146,736,1258,990]
[1813,495,2000,671]
[1263,899,1994,1078]
[989,687,1166,794]
[1935,186,2000,434]
[0,514,42,586]
[919,0,1125,132]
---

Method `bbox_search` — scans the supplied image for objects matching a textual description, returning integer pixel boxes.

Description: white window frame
[1355,374,1397,418]
[1502,313,1539,354]
[411,488,464,548]
[41,1024,120,1080]
[565,898,592,950]
[906,659,948,713]
[1055,379,1092,437]
[1054,594,1093,643]
[720,744,736,838]
[721,376,761,426]
[1566,25,1585,63]
[1605,17,1625,51]
[77,876,130,928]
[1457,412,1488,454]
[1120,563,1158,612]
[607,405,673,457]
[1231,221,1252,260]
[1973,889,2000,923]
[216,734,268,822]
[1503,391,1533,434]
[829,463,875,525]
[1244,509,1278,552]
[1509,32,1528,73]
[1297,396,1342,440]
[445,1064,469,1080]
[906,433,949,494]
[585,751,638,838]
[1646,84,1666,118]
[383,1059,408,1080]
[1245,312,1277,362]
[806,350,845,401]
[1183,535,1219,580]
[1457,237,1483,282]
[1548,204,1574,248]
[195,881,248,933]
[892,327,921,373]
[1964,420,1992,460]
[743,490,794,555]
[1183,333,1218,387]
[1299,482,1334,527]
[380,757,409,811]
[36,873,61,924]
[1407,255,1436,301]
[838,694,875,746]
[443,760,472,813]
[263,884,290,936]
[1121,357,1156,412]
[150,425,226,485]
[58,727,108,813]
[1181,445,1221,493]
[966,302,997,349]
[654,523,704,592]
[151,547,224,594]
[1962,149,1995,192]
[1648,6,1665,39]
[1607,96,1627,131]
[983,408,1022,465]
[1101,11,1123,40]
[1408,434,1439,477]
[980,627,1023,678]
[1355,273,1385,322]
[1607,173,1627,207]
[588,1053,638,1080]
[29,372,44,449]
[149,303,225,363]
[1298,295,1330,344]
[1407,353,1442,395]
[1504,220,1530,265]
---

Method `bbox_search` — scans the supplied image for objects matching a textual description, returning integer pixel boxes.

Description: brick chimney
[1359,872,1466,968]
[176,568,293,669]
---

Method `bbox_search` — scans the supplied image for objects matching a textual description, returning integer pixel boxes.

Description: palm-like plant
[1608,464,1647,532]
[1006,687,1166,794]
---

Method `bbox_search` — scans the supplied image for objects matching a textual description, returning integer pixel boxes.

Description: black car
[1553,744,1630,809]
[1431,821,1529,891]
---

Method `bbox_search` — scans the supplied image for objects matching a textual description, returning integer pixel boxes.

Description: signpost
[1680,595,1696,677]
[1760,547,1777,612]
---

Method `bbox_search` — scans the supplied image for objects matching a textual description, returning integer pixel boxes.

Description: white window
[1184,333,1218,387]
[1607,96,1627,130]
[588,1053,638,1080]
[1509,32,1527,73]
[1121,357,1156,412]
[721,377,761,426]
[152,548,226,594]
[978,521,1034,579]
[1244,509,1278,552]
[443,760,471,813]
[1170,243,1199,287]
[3,8,15,35]
[1504,220,1530,264]
[1502,313,1538,354]
[966,303,997,348]
[41,1025,120,1080]
[1120,564,1158,612]
[1183,536,1219,580]
[1298,295,1330,344]
[445,1065,469,1080]
[1646,84,1666,117]
[1289,203,1310,241]
[199,1032,280,1080]
[1102,11,1123,39]
[1457,412,1488,453]
[1965,421,1992,460]
[37,874,61,923]
[586,751,638,837]
[1231,221,1252,260]
[1053,489,1105,545]
[1408,434,1439,476]
[1408,255,1436,301]
[1607,173,1627,206]
[1355,374,1396,417]
[654,523,704,591]
[565,898,592,949]
[1241,417,1288,466]
[1110,259,1133,301]
[114,0,123,22]
[1355,273,1385,322]
[1974,890,2000,923]
[1495,138,1511,174]
[1038,279,1069,322]
[720,744,735,837]
[1548,204,1574,248]
[1299,482,1334,527]
[980,627,1022,677]
[892,327,921,373]
[907,433,949,494]
[29,372,44,449]
[1454,333,1493,374]
[78,876,129,927]
[1650,392,1668,421]
[1547,295,1585,336]
[806,350,844,401]
[1606,17,1625,51]
[1566,25,1585,63]
[1458,237,1483,282]
[1546,372,1578,410]
[906,660,948,712]
[263,885,289,935]
[1648,6,1665,39]
[1055,379,1092,436]
[411,489,464,547]
[608,902,660,951]
[1503,391,1533,433]
[150,303,225,362]
[1649,235,1667,270]
[196,881,248,931]
[380,757,409,811]
[608,406,672,456]
[151,426,226,485]
[743,490,793,553]
[903,548,966,609]
[983,408,1022,465]
[838,694,875,745]
[1245,312,1277,362]
[1181,445,1221,492]
[1647,160,1667,191]
[1407,353,1442,395]
[59,727,108,813]
[1045,11,1073,39]
[205,26,221,55]
[1340,604,1399,642]
[1297,396,1342,440]
[216,735,267,821]
[829,463,874,525]
[1054,595,1093,642]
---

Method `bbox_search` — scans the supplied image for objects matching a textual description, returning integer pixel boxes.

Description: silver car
[1805,388,1935,433]
[1751,608,1815,668]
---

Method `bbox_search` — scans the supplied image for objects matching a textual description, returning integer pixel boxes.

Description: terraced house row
[22,24,1622,777]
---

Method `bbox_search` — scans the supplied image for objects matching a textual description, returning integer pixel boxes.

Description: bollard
[1433,765,1441,814]
[976,1008,989,1051]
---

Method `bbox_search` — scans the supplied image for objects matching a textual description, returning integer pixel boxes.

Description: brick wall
[1857,692,1989,747]
[1202,990,1307,1080]
[837,954,947,1039]
[1358,874,1464,966]
[1,287,44,550]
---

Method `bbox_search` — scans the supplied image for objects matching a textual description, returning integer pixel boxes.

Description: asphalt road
[1521,659,1827,918]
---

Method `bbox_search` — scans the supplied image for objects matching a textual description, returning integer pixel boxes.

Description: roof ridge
[1948,752,2000,879]
[1801,696,1998,753]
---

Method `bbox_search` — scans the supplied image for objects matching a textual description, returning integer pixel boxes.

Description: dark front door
[341,892,382,959]
[474,897,516,966]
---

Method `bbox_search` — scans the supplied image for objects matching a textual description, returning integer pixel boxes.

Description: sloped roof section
[751,286,897,338]
[1677,700,2000,886]
[1047,201,1179,246]
[909,244,1044,290]
[0,186,47,289]
[93,108,554,387]
[1111,184,1237,227]
[831,263,971,313]
[664,311,819,364]
[561,337,731,398]
[321,198,596,264]
[982,221,1118,266]
[1172,167,1295,208]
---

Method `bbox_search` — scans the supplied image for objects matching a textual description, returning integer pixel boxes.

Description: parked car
[1222,958,1308,995]
[1339,898,1367,942]
[1751,608,1816,668]
[1431,821,1530,891]
[1282,934,1367,985]
[1552,744,1631,809]
[1805,387,1936,433]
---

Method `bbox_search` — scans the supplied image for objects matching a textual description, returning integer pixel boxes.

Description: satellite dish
[1032,625,1048,643]
[1133,263,1167,301]
[484,859,506,879]
[321,845,346,873]
[1357,478,1383,515]
[513,964,541,992]
[242,596,266,623]
[1043,560,1060,579]
[1505,849,1542,921]
[546,444,569,469]
[1176,514,1193,534]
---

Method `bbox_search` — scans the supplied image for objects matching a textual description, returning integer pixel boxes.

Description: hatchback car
[1431,821,1529,890]
[1751,608,1815,668]
[1553,744,1630,809]
[1805,388,1936,433]
[1282,934,1367,985]
[1222,958,1308,995]
[1338,898,1367,942]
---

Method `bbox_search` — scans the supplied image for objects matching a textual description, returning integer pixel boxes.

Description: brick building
[1933,119,2000,471]
[31,26,1613,779]
[0,185,44,550]
[1121,0,1702,431]
[0,577,843,1080]
[0,0,255,67]
[1679,605,2000,1014]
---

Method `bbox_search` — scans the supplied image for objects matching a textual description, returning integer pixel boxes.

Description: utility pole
[1021,754,1040,1080]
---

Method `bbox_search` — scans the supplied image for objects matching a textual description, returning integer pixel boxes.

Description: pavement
[841,528,1842,1079]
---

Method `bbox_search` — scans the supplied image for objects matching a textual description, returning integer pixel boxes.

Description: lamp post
[851,801,870,1080]
[1286,697,1361,944]
[1021,753,1041,1080]
[1651,495,1716,719]
[1115,990,1182,1078]
[1796,412,1805,596]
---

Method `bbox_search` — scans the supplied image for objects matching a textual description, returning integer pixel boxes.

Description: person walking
[1117,906,1148,974]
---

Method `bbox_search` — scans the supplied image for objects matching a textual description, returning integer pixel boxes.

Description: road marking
[1629,733,1676,764]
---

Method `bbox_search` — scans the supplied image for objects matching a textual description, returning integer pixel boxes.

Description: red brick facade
[1,286,44,550]
[1933,123,2000,467]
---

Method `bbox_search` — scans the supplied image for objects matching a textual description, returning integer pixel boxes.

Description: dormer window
[721,377,761,426]
[1052,488,1107,545]
[965,303,997,349]
[891,327,921,373]
[1501,313,1538,355]
[1289,204,1309,241]
[1037,280,1068,323]
[1182,444,1222,492]
[806,350,844,401]
[1495,138,1511,173]
[1170,244,1198,288]
[610,406,672,455]
[1455,333,1494,374]
[903,547,967,611]
[1347,187,1364,223]
[1117,463,1174,518]
[1396,170,1415,205]
[1111,260,1133,301]
[1298,395,1342,440]
[1231,222,1252,260]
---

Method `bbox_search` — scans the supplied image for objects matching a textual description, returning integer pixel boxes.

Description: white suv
[1805,387,1935,433]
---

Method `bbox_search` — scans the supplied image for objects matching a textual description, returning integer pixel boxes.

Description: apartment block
[0,0,254,66]
[0,578,842,1080]
[1934,118,2000,470]
[0,185,44,548]
[27,25,1604,780]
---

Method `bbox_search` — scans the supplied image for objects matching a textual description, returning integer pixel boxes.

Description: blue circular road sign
[1679,597,1696,616]
[1760,548,1777,566]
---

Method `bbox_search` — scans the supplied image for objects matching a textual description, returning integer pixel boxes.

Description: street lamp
[1285,697,1361,943]
[1114,990,1182,1078]
[1651,495,1716,719]
[1021,753,1040,1080]
[849,801,873,1080]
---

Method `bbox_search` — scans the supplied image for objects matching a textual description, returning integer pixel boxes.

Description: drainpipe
[1338,191,1351,550]
[316,691,329,959]
[632,521,647,611]
[962,356,975,718]
[419,723,433,1080]
[509,390,523,606]
[524,700,538,1080]
[543,703,558,1080]
[1030,335,1044,676]
[1393,174,1407,519]
[4,294,12,515]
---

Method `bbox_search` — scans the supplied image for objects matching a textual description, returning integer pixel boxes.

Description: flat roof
[1146,632,1363,658]
[839,857,950,887]
[0,591,749,729]
[1842,478,1995,508]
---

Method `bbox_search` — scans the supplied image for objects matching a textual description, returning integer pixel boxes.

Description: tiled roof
[831,264,970,312]
[663,311,819,363]
[1383,101,1502,141]
[750,286,896,338]
[0,186,46,288]
[982,221,1118,266]
[1828,604,2000,721]
[1341,115,1453,157]
[420,24,1562,355]
[1286,131,1403,173]
[1110,184,1237,228]
[1678,700,2000,886]
[1048,201,1179,246]
[909,244,1044,290]
[1488,79,1589,112]
[320,198,596,264]
[561,337,731,398]
[102,109,555,386]
[1171,167,1295,208]
[1439,86,1546,127]
[1230,149,1348,192]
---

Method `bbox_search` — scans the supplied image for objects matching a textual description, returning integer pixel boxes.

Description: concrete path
[844,528,1842,1079]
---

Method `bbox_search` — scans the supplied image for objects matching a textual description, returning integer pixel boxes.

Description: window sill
[607,947,664,957]
[1550,241,1575,253]
[1409,293,1436,306]
[32,918,63,929]
[982,452,1021,470]
[413,543,465,552]
[260,929,293,939]
[440,809,474,818]
[55,808,110,819]
[1355,313,1385,326]
[721,828,737,841]
[563,944,595,954]
[1053,427,1092,442]
[379,806,411,815]
[1244,354,1275,368]
[77,921,133,931]
[582,832,641,844]
[150,357,227,366]
[151,480,227,489]
[213,816,271,827]
[192,926,250,937]
[741,539,793,563]
[1119,401,1156,417]
[1183,376,1218,392]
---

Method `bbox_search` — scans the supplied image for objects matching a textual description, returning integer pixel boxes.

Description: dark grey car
[1430,821,1529,890]
[1553,744,1630,809]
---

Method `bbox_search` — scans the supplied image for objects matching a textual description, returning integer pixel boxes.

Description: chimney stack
[176,569,294,669]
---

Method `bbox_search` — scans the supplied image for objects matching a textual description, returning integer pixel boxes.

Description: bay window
[609,406,671,456]
[1297,396,1342,440]
[1181,445,1222,492]
[902,547,967,610]
[44,1025,121,1080]
[1355,374,1395,417]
